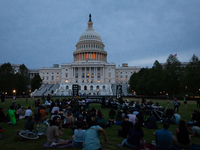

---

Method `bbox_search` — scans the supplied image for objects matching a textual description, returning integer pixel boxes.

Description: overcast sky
[0,0,200,69]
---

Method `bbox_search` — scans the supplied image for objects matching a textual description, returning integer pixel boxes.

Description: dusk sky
[0,0,200,69]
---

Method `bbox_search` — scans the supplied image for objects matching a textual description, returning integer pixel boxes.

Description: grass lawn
[0,97,200,150]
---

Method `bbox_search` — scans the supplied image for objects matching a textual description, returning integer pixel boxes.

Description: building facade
[38,15,140,96]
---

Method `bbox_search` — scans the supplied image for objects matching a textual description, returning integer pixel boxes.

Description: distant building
[38,15,141,96]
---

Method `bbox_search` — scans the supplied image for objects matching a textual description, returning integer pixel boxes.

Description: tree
[31,74,42,91]
[146,60,164,95]
[0,63,15,94]
[128,72,139,94]
[163,54,182,97]
[183,54,200,97]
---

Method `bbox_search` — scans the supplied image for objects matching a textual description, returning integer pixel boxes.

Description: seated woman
[8,105,17,125]
[63,110,74,128]
[95,110,105,128]
[24,116,34,131]
[91,107,96,117]
[34,107,45,123]
[117,122,145,149]
[72,121,86,148]
[115,110,123,125]
[172,120,191,150]
[107,109,116,127]
[0,108,9,122]
[86,109,93,125]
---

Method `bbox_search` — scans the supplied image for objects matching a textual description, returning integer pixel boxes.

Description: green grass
[0,97,200,150]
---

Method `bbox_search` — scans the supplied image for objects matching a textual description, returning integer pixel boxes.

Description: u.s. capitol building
[37,15,140,96]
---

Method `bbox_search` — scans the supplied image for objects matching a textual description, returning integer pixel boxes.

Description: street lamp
[13,90,16,100]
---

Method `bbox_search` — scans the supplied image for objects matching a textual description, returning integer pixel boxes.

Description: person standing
[102,96,106,109]
[154,122,172,150]
[183,97,187,108]
[1,92,5,107]
[173,98,180,112]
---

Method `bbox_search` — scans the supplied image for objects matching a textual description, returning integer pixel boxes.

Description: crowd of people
[0,95,200,150]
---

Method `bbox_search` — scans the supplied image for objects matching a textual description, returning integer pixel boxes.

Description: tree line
[0,63,42,96]
[128,54,200,99]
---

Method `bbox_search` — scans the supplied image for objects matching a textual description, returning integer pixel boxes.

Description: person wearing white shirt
[25,106,33,119]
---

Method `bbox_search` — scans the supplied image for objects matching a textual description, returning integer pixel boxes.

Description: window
[116,76,118,80]
[79,86,81,90]
[52,72,54,74]
[96,85,99,89]
[82,68,85,71]
[108,73,111,77]
[87,68,89,71]
[86,73,89,78]
[57,72,59,74]
[91,73,94,78]
[47,72,49,74]
[121,72,122,74]
[66,69,68,71]
[90,86,93,90]
[91,79,93,83]
[75,73,78,78]
[57,77,59,80]
[82,73,84,78]
[109,80,111,83]
[98,68,100,71]
[126,75,128,80]
[120,76,123,80]
[42,77,44,80]
[65,80,68,83]
[98,73,100,78]
[43,72,44,74]
[91,68,94,71]
[47,76,49,80]
[87,79,89,83]
[82,80,84,83]
[116,72,118,74]
[66,73,68,77]
[66,86,69,90]
[103,85,106,90]
[84,85,87,90]
[76,80,78,83]
[98,80,100,83]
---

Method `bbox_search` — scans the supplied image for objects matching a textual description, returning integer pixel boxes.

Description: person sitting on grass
[95,109,105,128]
[145,113,158,129]
[115,110,123,125]
[118,115,133,138]
[25,106,33,119]
[187,123,200,137]
[47,116,69,147]
[172,120,191,150]
[0,108,9,122]
[83,121,108,150]
[34,107,45,123]
[86,109,93,125]
[154,122,172,150]
[62,110,73,128]
[72,121,86,148]
[8,105,17,125]
[24,116,34,131]
[117,122,145,149]
[107,109,116,126]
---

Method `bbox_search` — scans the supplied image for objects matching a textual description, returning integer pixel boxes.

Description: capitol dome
[73,14,107,63]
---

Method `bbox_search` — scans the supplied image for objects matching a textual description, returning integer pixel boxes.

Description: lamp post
[13,90,16,100]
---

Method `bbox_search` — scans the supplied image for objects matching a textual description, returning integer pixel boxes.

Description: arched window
[96,85,99,90]
[84,85,87,90]
[66,86,69,90]
[103,85,106,90]
[90,85,93,90]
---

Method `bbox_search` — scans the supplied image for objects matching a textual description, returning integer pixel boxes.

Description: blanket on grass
[43,140,73,148]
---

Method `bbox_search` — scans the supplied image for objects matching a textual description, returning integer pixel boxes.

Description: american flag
[173,54,177,57]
